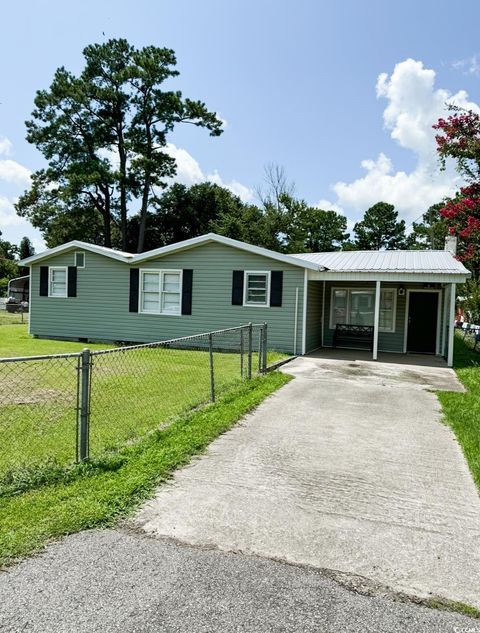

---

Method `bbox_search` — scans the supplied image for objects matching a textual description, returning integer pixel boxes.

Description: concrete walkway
[135,355,480,608]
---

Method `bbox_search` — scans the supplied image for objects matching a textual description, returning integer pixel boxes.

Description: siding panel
[29,243,306,353]
[305,281,323,353]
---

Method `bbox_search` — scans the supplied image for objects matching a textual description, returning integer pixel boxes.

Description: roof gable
[131,233,322,270]
[19,240,134,265]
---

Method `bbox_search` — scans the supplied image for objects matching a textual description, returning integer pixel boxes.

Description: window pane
[50,269,66,297]
[143,273,159,292]
[246,274,267,304]
[142,292,160,312]
[75,253,85,267]
[350,291,374,326]
[380,290,394,331]
[163,273,180,292]
[332,290,347,326]
[162,292,180,313]
[51,269,66,283]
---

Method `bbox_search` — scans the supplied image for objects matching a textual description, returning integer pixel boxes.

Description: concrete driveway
[135,354,480,609]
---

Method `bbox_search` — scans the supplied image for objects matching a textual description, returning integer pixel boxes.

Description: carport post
[372,281,381,361]
[447,282,456,367]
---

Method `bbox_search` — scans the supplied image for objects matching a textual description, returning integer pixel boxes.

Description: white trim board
[403,288,442,355]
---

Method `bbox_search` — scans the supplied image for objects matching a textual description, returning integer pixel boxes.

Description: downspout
[302,269,308,355]
[321,280,326,348]
[372,280,381,361]
[294,288,299,355]
[447,282,456,367]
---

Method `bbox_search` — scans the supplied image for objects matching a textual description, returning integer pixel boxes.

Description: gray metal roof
[291,250,469,274]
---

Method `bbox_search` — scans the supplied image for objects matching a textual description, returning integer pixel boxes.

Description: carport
[299,237,470,366]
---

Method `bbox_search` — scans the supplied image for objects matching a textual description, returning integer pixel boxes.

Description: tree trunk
[137,120,153,253]
[103,187,112,248]
[116,112,128,251]
[137,173,150,253]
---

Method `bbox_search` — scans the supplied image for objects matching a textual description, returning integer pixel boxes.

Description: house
[19,233,470,366]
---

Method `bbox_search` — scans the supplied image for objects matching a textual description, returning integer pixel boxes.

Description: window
[75,252,85,268]
[139,270,182,315]
[49,267,67,298]
[330,287,396,332]
[244,271,270,307]
[379,289,396,332]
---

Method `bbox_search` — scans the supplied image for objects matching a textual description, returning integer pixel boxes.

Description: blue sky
[2,0,480,250]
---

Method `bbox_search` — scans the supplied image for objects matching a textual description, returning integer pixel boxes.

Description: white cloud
[165,143,254,202]
[0,196,23,227]
[0,159,31,187]
[0,137,12,156]
[315,198,344,214]
[452,54,480,77]
[207,169,254,202]
[165,143,204,185]
[331,59,480,221]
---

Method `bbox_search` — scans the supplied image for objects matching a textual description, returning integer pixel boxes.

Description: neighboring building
[20,233,470,366]
[7,276,29,303]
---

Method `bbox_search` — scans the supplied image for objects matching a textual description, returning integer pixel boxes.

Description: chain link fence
[0,323,268,491]
[0,305,29,325]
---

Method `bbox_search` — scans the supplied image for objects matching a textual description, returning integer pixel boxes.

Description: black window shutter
[270,271,283,307]
[129,269,139,312]
[39,266,49,296]
[232,270,244,305]
[181,269,193,315]
[67,266,77,297]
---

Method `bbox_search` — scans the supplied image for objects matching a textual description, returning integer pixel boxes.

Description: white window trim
[74,251,85,268]
[138,269,183,316]
[48,266,68,298]
[243,270,271,308]
[329,286,397,333]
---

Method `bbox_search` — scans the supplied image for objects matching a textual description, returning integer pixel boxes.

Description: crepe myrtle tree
[16,39,223,252]
[434,107,480,276]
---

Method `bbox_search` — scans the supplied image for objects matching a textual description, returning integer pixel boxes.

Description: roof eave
[19,240,134,265]
[131,233,324,271]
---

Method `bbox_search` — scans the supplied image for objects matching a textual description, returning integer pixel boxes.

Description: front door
[407,292,438,354]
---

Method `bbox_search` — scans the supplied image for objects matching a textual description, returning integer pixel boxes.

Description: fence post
[257,328,262,373]
[78,348,91,462]
[262,322,268,372]
[240,327,244,378]
[209,333,215,402]
[247,322,253,379]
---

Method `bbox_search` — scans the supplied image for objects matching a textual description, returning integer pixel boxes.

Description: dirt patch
[0,388,72,407]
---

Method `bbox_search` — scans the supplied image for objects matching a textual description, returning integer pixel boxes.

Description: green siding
[322,281,445,354]
[29,243,306,354]
[305,281,323,353]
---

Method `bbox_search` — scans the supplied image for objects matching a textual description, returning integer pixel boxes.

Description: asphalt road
[1,528,479,633]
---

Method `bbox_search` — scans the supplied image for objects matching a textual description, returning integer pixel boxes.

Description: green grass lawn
[0,371,291,566]
[0,322,284,487]
[438,332,480,491]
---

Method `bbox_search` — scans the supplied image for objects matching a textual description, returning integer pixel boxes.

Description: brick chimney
[445,235,457,255]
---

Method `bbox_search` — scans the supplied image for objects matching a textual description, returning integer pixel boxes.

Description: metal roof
[20,233,469,277]
[291,250,470,274]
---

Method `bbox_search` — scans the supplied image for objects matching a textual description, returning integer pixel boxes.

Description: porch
[304,279,457,367]
[305,347,449,368]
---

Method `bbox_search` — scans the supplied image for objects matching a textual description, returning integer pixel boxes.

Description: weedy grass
[0,323,284,481]
[0,371,291,566]
[437,332,480,491]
